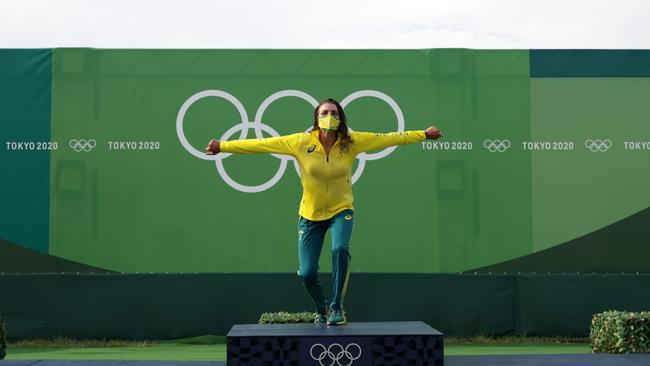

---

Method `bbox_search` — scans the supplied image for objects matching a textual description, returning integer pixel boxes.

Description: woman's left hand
[425,127,442,140]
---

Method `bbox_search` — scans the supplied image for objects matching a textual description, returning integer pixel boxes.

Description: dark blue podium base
[227,321,444,366]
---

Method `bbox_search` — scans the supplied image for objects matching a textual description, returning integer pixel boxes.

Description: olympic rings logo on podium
[309,342,362,366]
[176,89,405,193]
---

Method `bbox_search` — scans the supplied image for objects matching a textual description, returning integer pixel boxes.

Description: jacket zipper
[325,148,329,213]
[315,131,334,216]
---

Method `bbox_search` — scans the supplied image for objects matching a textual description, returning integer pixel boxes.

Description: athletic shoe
[314,313,327,324]
[327,309,347,325]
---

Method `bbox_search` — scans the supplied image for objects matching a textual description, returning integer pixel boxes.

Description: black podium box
[227,321,444,366]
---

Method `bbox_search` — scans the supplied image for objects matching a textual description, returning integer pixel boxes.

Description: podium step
[227,321,444,365]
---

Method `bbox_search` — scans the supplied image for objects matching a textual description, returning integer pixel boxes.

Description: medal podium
[227,321,444,366]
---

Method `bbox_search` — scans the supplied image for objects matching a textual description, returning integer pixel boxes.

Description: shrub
[258,311,318,324]
[591,310,650,353]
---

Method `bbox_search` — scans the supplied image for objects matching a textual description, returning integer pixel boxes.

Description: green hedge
[1,316,6,360]
[591,310,650,353]
[258,311,317,324]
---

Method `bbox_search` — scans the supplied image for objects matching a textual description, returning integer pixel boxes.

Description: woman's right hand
[205,139,221,155]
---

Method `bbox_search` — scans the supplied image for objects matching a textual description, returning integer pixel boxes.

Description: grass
[6,344,226,361]
[4,335,593,361]
[445,337,591,356]
[9,337,158,348]
[446,335,590,345]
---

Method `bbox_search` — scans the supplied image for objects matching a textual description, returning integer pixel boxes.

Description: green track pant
[297,209,353,314]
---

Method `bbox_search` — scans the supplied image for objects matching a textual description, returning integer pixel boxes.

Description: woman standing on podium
[206,98,442,325]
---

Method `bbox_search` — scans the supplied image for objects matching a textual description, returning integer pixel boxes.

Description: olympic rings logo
[69,139,96,152]
[585,139,612,152]
[309,342,362,366]
[483,139,511,152]
[176,89,405,193]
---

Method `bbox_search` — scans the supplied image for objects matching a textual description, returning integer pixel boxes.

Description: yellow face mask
[318,115,340,131]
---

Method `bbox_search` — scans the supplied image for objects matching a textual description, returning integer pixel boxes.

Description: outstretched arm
[353,126,442,153]
[205,133,303,156]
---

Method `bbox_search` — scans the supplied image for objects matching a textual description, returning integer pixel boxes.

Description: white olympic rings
[69,139,97,152]
[309,342,362,366]
[584,139,612,152]
[176,89,405,193]
[483,139,511,153]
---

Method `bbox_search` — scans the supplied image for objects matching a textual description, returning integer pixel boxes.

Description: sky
[1,0,649,49]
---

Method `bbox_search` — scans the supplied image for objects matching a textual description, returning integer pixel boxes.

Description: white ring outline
[176,90,248,161]
[341,90,404,183]
[253,90,319,178]
[215,122,288,193]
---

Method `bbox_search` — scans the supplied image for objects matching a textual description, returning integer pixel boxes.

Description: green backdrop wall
[2,49,650,274]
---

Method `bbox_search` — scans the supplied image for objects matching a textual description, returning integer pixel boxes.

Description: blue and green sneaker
[327,309,347,325]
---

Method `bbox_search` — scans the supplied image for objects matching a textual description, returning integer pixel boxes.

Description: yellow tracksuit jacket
[220,129,426,221]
